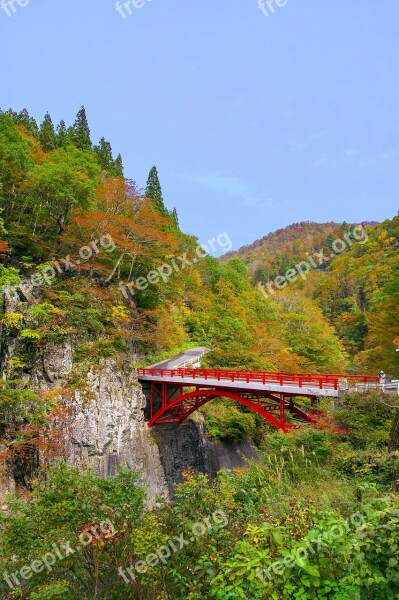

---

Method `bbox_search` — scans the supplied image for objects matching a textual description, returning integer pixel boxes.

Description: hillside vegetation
[1,392,399,599]
[229,217,399,377]
[0,107,347,376]
[1,108,399,600]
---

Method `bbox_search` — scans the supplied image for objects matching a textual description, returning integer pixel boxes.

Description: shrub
[333,391,396,449]
[201,400,258,441]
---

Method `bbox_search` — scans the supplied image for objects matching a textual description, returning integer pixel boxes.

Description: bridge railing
[264,371,379,385]
[137,367,379,390]
[176,349,209,369]
[351,380,399,395]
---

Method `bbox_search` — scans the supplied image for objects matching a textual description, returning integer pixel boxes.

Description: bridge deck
[137,367,379,398]
[138,366,384,430]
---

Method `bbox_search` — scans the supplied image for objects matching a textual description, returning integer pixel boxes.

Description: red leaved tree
[63,177,179,284]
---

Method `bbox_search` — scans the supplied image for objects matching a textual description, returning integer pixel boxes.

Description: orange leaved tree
[63,177,179,286]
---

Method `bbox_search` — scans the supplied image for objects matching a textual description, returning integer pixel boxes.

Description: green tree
[0,462,145,600]
[113,152,124,177]
[39,112,57,152]
[333,390,396,449]
[171,207,179,229]
[0,113,34,210]
[145,165,168,216]
[94,137,114,171]
[274,291,347,372]
[72,106,91,150]
[29,146,100,238]
[56,120,67,147]
[324,232,336,252]
[18,109,39,136]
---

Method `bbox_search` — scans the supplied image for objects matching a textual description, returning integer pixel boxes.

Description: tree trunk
[390,410,399,451]
[106,251,126,282]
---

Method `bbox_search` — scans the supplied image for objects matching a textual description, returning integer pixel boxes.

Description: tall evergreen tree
[3,108,18,121]
[94,137,114,171]
[72,106,91,150]
[39,112,56,152]
[324,232,336,253]
[10,108,38,137]
[66,125,75,145]
[56,120,67,147]
[171,207,180,229]
[145,166,167,216]
[112,153,124,177]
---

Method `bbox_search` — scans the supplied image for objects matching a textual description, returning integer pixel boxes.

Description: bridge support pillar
[141,382,181,422]
[145,383,182,423]
[279,393,286,429]
[310,396,318,414]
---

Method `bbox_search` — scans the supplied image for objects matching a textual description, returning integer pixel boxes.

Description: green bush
[201,400,258,441]
[333,391,396,449]
[0,462,145,600]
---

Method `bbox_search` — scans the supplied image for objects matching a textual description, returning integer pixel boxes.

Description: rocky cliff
[1,292,258,508]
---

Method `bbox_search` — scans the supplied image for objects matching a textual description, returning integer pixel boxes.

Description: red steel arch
[147,387,313,432]
[139,365,379,432]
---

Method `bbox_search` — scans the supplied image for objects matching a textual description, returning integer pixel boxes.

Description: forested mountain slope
[1,108,399,600]
[226,215,399,376]
[314,216,399,374]
[0,107,346,376]
[223,221,344,275]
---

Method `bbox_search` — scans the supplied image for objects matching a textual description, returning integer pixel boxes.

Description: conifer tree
[324,232,335,253]
[113,153,124,177]
[13,108,38,136]
[56,120,67,147]
[171,207,180,229]
[3,108,18,120]
[66,125,75,145]
[145,166,167,216]
[39,112,56,152]
[94,137,114,171]
[72,106,92,149]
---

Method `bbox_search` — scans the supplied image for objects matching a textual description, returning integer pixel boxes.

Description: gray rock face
[0,441,15,510]
[152,420,212,496]
[65,364,169,506]
[153,418,259,497]
[0,290,168,506]
[0,293,258,507]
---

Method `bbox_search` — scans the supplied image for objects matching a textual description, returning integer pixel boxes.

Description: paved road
[149,347,209,369]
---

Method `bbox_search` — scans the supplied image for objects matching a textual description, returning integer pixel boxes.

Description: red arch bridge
[137,367,379,432]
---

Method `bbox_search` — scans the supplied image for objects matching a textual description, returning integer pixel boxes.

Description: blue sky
[1,0,398,251]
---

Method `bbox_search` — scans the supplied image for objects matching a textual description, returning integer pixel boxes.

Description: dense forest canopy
[0,107,399,600]
[0,106,352,374]
[226,218,399,377]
